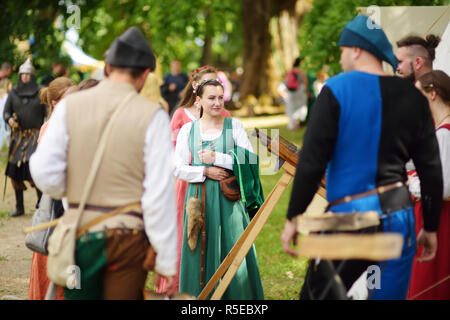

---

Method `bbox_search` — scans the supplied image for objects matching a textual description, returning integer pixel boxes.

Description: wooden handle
[23,218,60,234]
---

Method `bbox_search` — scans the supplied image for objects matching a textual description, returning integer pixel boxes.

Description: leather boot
[35,188,42,209]
[10,189,25,217]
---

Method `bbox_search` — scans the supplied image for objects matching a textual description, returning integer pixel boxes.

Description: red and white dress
[407,123,450,300]
[158,106,230,293]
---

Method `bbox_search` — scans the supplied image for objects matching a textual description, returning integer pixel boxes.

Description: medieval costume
[30,27,177,299]
[3,58,46,217]
[166,104,230,293]
[175,117,264,299]
[286,15,442,300]
[407,125,450,300]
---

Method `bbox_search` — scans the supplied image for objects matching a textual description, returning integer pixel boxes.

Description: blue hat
[338,15,398,70]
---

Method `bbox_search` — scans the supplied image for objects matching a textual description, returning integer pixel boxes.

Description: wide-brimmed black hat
[106,27,156,70]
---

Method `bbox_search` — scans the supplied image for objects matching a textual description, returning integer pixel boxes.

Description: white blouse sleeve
[213,118,253,170]
[174,122,207,182]
[408,129,450,198]
[142,109,178,277]
[436,129,450,198]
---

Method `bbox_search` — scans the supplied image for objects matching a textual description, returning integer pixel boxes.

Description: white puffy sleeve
[408,128,450,198]
[142,109,177,276]
[174,122,207,183]
[437,129,450,198]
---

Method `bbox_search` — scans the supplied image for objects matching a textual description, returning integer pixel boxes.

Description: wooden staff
[23,219,59,234]
[298,233,404,261]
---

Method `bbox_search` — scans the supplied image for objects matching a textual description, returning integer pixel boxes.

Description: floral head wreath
[189,65,214,81]
[194,78,224,96]
[194,79,223,94]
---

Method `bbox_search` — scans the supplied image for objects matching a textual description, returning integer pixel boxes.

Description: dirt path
[0,173,38,300]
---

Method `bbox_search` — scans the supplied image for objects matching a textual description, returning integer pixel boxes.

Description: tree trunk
[200,9,213,66]
[240,0,272,108]
[272,0,313,75]
[200,33,213,66]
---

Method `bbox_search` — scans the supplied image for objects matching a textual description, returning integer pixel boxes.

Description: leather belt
[200,183,206,289]
[325,181,405,212]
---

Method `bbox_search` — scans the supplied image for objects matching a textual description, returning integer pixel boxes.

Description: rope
[407,275,450,300]
[423,5,449,36]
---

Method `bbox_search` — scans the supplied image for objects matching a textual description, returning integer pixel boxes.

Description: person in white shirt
[29,27,177,300]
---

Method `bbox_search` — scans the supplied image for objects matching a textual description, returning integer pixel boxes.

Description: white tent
[61,29,104,73]
[434,20,450,75]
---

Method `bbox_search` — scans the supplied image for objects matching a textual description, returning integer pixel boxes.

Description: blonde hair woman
[140,72,169,112]
[38,77,76,143]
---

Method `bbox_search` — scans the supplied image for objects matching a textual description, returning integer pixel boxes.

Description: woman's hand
[8,117,16,128]
[416,229,438,262]
[204,166,230,181]
[198,149,216,165]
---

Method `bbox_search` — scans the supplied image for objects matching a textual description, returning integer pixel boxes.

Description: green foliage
[298,0,449,75]
[77,0,242,74]
[0,0,102,80]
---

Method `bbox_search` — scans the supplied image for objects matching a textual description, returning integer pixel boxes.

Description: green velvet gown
[179,118,264,300]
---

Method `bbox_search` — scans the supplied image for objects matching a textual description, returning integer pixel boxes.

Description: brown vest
[65,79,160,208]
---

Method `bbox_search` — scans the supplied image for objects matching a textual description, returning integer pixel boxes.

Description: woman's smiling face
[197,84,224,117]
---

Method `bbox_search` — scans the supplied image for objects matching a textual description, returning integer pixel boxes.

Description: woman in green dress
[174,79,264,299]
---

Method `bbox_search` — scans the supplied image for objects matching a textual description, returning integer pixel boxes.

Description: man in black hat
[281,15,442,300]
[30,27,178,299]
[3,58,46,217]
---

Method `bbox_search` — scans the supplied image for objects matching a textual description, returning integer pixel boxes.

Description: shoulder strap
[188,120,197,157]
[74,91,136,230]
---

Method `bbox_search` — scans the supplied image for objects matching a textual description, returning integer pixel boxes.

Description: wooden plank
[297,211,380,233]
[297,233,404,261]
[303,193,328,218]
[23,219,59,234]
[209,170,294,300]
